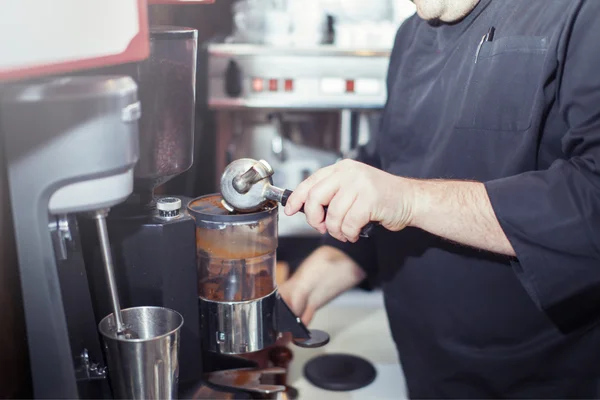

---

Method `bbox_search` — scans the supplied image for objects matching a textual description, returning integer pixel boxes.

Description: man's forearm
[407,179,516,257]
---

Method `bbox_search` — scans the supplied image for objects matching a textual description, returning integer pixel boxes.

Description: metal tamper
[220,158,376,238]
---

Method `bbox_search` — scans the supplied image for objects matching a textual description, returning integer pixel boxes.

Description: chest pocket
[455,36,549,132]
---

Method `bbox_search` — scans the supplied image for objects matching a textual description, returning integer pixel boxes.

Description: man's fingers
[284,165,335,215]
[303,176,341,231]
[341,197,372,243]
[325,189,357,242]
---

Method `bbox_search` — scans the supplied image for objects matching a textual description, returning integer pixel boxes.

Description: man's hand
[284,159,414,243]
[284,159,516,257]
[278,246,366,326]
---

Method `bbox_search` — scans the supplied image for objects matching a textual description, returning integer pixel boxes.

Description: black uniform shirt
[323,0,600,397]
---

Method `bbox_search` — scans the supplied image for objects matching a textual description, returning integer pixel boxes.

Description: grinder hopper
[127,26,198,204]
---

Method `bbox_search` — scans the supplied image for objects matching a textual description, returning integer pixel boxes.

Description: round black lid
[188,194,277,224]
[303,354,377,392]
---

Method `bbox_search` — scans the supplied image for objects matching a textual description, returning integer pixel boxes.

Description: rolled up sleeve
[485,1,600,333]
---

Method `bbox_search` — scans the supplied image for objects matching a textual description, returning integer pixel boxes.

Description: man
[279,0,600,398]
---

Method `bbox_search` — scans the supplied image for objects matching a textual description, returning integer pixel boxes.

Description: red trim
[0,0,150,82]
[148,0,214,3]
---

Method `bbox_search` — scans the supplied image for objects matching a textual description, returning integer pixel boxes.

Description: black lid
[303,354,377,391]
[150,25,198,40]
[188,194,278,224]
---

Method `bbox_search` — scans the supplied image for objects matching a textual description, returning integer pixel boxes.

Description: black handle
[280,189,376,238]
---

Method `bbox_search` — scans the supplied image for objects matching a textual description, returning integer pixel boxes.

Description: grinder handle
[280,189,376,238]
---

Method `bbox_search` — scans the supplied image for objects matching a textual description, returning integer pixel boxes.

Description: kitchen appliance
[77,26,204,391]
[75,24,329,398]
[207,44,390,239]
[2,0,330,397]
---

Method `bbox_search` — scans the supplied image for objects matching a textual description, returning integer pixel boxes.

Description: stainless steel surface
[206,367,286,394]
[93,209,128,336]
[270,114,286,162]
[98,306,183,400]
[221,158,286,212]
[199,289,279,354]
[208,43,390,110]
[340,109,353,154]
[264,184,286,204]
[49,214,71,261]
[75,349,107,381]
[210,44,391,57]
[220,158,276,212]
[232,159,273,194]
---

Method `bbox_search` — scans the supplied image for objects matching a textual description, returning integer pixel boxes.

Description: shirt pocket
[455,36,549,132]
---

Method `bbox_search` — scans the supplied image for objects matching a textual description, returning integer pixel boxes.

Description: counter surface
[287,289,407,399]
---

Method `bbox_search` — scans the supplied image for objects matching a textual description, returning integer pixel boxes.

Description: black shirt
[323,0,600,397]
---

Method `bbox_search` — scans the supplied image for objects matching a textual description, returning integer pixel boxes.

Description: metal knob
[157,197,182,218]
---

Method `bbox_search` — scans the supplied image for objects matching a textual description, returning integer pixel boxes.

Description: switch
[284,79,294,92]
[320,78,345,94]
[346,79,355,93]
[355,79,380,95]
[252,78,264,92]
[269,79,278,92]
[225,60,242,97]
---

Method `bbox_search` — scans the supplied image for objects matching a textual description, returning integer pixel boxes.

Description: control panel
[208,44,391,110]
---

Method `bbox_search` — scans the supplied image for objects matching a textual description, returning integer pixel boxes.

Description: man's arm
[408,179,516,257]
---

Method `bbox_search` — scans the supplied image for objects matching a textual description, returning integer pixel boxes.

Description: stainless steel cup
[98,306,184,399]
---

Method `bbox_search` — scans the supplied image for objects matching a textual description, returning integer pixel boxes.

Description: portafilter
[220,158,376,238]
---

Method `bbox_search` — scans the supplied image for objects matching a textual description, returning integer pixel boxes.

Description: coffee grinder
[79,25,330,397]
[78,26,204,387]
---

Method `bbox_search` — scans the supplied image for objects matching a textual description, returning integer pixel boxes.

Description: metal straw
[93,209,126,334]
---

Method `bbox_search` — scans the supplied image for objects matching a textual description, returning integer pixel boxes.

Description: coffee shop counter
[287,289,408,399]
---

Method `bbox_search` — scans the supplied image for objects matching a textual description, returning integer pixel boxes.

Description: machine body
[0,76,141,398]
[79,26,204,388]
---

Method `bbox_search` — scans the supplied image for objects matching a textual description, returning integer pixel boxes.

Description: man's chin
[413,0,480,23]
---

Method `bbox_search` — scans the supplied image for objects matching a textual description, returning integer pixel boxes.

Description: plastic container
[133,26,198,197]
[188,194,278,302]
